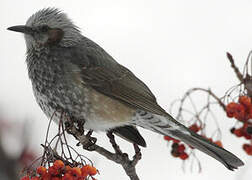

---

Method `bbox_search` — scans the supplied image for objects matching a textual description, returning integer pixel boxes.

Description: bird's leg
[76,131,97,151]
[82,130,97,150]
[64,120,78,139]
[76,120,97,151]
[76,119,85,135]
[76,119,97,146]
[65,119,97,151]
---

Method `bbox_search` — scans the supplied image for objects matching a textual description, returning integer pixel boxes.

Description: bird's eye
[40,25,50,32]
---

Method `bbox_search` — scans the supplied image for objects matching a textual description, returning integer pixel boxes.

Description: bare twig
[132,144,142,166]
[175,88,226,115]
[226,52,243,82]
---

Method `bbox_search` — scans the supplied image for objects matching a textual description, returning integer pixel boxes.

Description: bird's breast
[26,52,135,131]
[84,87,136,131]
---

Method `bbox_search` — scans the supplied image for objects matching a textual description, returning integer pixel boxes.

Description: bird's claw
[80,130,97,151]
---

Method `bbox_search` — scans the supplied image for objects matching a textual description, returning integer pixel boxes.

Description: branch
[65,121,141,180]
[226,52,244,82]
[191,88,226,111]
[176,88,226,114]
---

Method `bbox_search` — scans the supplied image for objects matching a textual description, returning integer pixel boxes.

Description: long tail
[134,111,244,170]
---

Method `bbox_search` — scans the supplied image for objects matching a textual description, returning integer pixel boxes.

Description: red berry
[239,96,251,108]
[51,177,61,180]
[178,144,186,153]
[164,136,172,141]
[226,102,239,118]
[53,160,65,170]
[164,136,180,143]
[214,140,223,147]
[171,142,179,149]
[234,128,244,137]
[243,144,252,155]
[36,166,47,176]
[241,124,252,139]
[189,124,200,133]
[86,165,97,176]
[65,165,72,173]
[62,173,74,180]
[174,139,180,143]
[245,148,252,155]
[20,176,30,180]
[41,173,51,180]
[171,149,180,157]
[48,166,59,176]
[71,167,81,178]
[248,106,252,119]
[243,144,250,150]
[81,166,89,178]
[207,137,213,142]
[234,104,246,121]
[81,165,98,176]
[243,133,251,140]
[31,177,40,180]
[179,152,189,160]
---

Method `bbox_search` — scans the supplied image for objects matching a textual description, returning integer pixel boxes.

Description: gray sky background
[1,0,252,179]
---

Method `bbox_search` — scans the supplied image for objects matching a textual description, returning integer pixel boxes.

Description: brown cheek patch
[47,28,64,45]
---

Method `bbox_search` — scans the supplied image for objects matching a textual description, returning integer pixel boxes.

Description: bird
[7,8,244,170]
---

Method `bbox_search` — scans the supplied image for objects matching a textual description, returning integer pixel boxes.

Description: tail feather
[170,129,244,170]
[134,112,244,170]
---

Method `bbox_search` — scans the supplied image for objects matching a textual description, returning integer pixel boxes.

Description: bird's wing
[112,126,147,147]
[71,41,168,116]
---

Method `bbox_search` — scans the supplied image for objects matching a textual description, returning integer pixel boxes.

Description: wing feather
[71,40,168,116]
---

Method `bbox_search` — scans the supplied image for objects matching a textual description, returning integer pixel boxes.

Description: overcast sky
[1,0,252,180]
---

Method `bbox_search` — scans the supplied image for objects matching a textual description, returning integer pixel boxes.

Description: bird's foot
[77,130,97,151]
[64,120,97,151]
[76,119,85,135]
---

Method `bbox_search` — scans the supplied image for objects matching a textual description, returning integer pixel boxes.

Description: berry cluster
[226,96,252,122]
[171,143,189,160]
[226,96,252,155]
[164,135,189,160]
[164,123,201,160]
[164,123,224,160]
[20,160,97,180]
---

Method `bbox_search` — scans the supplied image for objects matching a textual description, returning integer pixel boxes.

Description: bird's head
[7,8,82,49]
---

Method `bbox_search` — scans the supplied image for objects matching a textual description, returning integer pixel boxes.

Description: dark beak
[7,25,34,35]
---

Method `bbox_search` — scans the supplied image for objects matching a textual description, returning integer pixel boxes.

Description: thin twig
[191,88,226,111]
[226,52,243,82]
